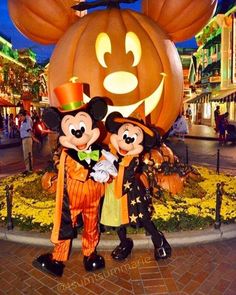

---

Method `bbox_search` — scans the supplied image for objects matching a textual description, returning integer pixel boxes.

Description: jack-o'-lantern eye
[95,33,112,68]
[125,32,142,67]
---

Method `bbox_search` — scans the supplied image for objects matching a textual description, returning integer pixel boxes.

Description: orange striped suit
[51,147,104,261]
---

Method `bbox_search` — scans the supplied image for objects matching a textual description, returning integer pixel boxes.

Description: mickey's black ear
[87,97,108,121]
[105,111,123,133]
[42,107,61,131]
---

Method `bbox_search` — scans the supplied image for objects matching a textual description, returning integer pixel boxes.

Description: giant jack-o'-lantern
[8,0,217,133]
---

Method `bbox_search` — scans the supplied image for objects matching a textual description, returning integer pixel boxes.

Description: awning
[210,89,236,103]
[0,97,15,107]
[203,34,221,49]
[184,92,211,104]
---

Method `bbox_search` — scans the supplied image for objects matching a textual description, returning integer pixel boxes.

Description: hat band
[114,117,154,137]
[61,101,84,111]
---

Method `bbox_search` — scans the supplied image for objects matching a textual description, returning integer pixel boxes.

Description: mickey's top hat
[54,78,85,112]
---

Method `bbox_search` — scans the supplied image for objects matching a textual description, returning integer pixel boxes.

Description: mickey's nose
[72,129,83,138]
[125,137,134,144]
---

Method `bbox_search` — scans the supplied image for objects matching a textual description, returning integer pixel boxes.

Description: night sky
[0,0,225,63]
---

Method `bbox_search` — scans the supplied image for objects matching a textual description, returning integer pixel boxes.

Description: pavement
[0,238,235,295]
[0,131,21,149]
[0,223,236,249]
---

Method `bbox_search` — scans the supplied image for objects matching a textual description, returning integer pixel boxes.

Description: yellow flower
[187,206,199,215]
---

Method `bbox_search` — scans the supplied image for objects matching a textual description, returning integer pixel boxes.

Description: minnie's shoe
[32,253,65,277]
[111,238,133,261]
[154,232,172,261]
[83,252,105,272]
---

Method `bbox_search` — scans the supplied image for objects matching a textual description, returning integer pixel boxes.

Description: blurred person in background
[185,104,192,126]
[0,112,3,130]
[218,112,229,145]
[169,114,189,141]
[214,106,220,132]
[33,116,48,151]
[18,109,39,173]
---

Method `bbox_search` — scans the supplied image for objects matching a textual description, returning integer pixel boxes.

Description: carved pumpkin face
[49,8,183,134]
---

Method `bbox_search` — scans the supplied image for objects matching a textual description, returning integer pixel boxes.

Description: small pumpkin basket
[41,171,57,194]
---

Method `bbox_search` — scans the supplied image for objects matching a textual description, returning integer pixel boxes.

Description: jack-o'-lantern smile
[83,73,165,118]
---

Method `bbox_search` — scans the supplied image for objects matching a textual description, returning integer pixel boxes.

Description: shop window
[203,103,211,119]
[229,103,235,121]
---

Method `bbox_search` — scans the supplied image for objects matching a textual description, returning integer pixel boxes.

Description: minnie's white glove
[101,149,118,164]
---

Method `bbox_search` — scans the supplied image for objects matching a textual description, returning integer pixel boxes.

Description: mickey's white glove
[102,149,118,164]
[90,150,118,182]
[90,170,110,183]
[107,162,118,177]
[92,160,118,177]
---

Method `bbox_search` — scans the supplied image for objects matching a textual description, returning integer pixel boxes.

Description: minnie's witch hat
[113,102,154,137]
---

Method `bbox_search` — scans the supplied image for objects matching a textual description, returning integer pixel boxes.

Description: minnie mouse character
[32,81,108,276]
[96,111,171,261]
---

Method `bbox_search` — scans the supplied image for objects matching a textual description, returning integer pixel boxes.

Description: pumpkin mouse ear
[87,96,108,121]
[8,0,81,45]
[42,107,61,131]
[142,0,217,42]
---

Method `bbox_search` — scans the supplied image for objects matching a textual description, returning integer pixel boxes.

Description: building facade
[185,3,236,126]
[0,33,48,119]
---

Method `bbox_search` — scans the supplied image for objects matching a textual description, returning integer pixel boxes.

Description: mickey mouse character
[98,111,171,261]
[32,81,108,276]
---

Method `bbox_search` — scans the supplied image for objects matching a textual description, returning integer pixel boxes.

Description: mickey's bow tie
[78,150,99,161]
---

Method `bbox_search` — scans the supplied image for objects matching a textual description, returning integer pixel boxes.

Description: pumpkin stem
[72,0,138,11]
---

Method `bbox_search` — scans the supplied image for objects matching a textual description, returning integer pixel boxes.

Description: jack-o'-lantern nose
[103,71,138,94]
